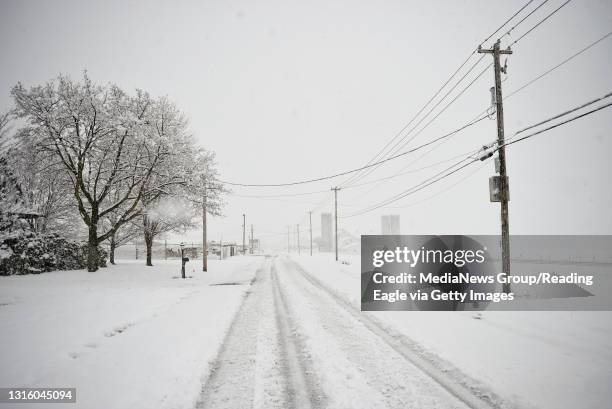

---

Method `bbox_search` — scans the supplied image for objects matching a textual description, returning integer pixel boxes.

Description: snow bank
[290,253,612,409]
[0,256,262,409]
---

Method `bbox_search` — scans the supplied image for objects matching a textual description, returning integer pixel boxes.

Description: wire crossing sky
[1,0,611,248]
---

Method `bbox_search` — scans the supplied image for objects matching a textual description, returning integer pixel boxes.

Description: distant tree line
[0,73,224,272]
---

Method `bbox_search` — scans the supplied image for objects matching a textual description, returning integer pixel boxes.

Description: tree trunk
[144,231,153,266]
[109,234,116,265]
[87,223,100,272]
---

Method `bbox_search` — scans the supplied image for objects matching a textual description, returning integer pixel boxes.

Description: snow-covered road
[198,255,494,409]
[3,254,608,408]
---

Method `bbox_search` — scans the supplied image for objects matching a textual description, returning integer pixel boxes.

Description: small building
[208,241,238,259]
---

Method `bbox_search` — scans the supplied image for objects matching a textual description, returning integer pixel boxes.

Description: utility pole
[297,224,300,255]
[250,224,254,254]
[287,226,291,253]
[478,39,512,293]
[202,182,207,272]
[309,211,313,256]
[331,187,341,261]
[242,214,246,255]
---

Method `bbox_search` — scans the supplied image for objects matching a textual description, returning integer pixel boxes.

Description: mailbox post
[180,242,189,279]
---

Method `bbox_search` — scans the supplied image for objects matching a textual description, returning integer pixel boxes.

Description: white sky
[1,0,611,251]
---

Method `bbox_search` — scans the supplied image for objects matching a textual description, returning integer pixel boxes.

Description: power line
[341,156,481,218]
[338,0,538,188]
[501,101,612,150]
[233,30,610,196]
[341,0,558,189]
[481,0,537,45]
[343,93,612,218]
[342,118,487,203]
[394,65,492,155]
[460,29,612,130]
[345,145,484,189]
[218,1,568,190]
[510,0,573,46]
[392,161,489,211]
[338,53,482,188]
[341,64,491,194]
[341,62,491,189]
[498,0,550,41]
[505,30,612,100]
[218,114,489,187]
[343,160,489,217]
[228,189,329,198]
[514,91,612,136]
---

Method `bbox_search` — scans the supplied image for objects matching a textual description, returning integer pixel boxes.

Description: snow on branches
[10,73,225,271]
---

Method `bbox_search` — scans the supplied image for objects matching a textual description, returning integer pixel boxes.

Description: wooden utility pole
[309,211,313,256]
[331,187,341,261]
[202,182,207,271]
[242,213,246,255]
[297,224,300,255]
[478,39,512,293]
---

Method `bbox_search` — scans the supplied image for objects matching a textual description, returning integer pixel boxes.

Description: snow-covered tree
[138,98,203,266]
[102,210,141,265]
[6,127,79,235]
[11,74,226,270]
[11,74,166,271]
[0,111,27,231]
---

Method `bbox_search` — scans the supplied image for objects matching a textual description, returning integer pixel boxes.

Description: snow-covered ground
[290,253,612,409]
[0,256,262,409]
[2,252,610,409]
[197,255,480,409]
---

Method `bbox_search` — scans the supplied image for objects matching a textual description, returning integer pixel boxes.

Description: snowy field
[0,256,262,409]
[290,253,612,409]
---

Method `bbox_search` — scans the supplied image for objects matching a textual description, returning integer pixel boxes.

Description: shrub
[0,232,107,275]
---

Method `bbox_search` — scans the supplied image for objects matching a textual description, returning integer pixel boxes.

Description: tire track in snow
[197,256,326,409]
[196,265,261,409]
[280,256,515,409]
[270,259,327,409]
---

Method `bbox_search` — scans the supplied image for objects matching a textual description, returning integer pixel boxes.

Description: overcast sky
[1,0,611,250]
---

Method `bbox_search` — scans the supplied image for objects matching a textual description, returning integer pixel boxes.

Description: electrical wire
[341,156,480,218]
[217,1,566,190]
[505,31,612,100]
[501,101,612,150]
[341,160,490,218]
[338,0,538,188]
[514,91,612,135]
[218,113,489,187]
[498,0,551,41]
[338,55,487,187]
[341,62,491,189]
[481,0,537,45]
[510,0,573,46]
[343,93,612,218]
